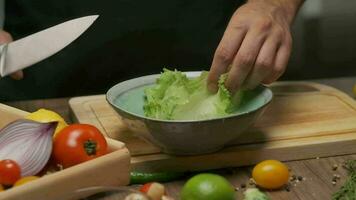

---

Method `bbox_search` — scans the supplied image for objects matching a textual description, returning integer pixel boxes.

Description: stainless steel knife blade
[0,15,99,77]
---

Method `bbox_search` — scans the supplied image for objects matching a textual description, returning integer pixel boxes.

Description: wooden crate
[0,104,131,200]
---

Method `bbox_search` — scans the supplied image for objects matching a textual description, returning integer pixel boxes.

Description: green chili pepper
[130,171,186,184]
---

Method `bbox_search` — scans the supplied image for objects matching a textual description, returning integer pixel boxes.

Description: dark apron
[1,0,242,101]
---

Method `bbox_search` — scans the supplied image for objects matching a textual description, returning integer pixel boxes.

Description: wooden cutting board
[69,81,356,172]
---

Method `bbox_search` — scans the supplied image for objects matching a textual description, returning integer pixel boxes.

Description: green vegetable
[130,171,186,184]
[332,160,356,200]
[243,188,270,200]
[144,69,243,120]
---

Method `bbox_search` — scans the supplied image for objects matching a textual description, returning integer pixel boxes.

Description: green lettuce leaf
[244,188,271,200]
[143,69,243,120]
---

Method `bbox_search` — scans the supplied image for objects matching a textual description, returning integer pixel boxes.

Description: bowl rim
[106,71,273,123]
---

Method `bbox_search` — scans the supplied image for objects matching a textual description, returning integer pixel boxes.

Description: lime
[26,108,68,138]
[181,173,235,200]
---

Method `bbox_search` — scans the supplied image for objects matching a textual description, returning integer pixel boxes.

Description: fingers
[0,30,24,80]
[211,25,291,93]
[225,24,268,93]
[208,0,295,93]
[0,30,13,44]
[244,35,280,89]
[9,71,24,80]
[262,35,292,84]
[208,23,247,93]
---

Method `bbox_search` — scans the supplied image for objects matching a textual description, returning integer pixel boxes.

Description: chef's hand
[208,0,303,93]
[0,30,23,80]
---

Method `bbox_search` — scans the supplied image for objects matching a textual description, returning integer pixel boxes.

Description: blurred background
[286,0,356,80]
[0,0,355,101]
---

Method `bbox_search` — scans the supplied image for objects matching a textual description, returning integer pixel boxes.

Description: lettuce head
[143,69,243,120]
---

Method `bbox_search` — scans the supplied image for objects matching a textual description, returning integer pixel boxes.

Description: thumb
[0,30,24,80]
[0,30,13,44]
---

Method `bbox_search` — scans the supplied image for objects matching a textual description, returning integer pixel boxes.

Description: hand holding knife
[0,30,22,79]
[0,15,99,79]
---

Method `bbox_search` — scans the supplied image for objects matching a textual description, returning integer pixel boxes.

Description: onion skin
[0,119,57,176]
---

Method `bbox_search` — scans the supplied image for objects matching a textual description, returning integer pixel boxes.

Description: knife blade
[0,15,99,77]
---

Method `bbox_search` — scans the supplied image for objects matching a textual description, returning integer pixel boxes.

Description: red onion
[0,119,57,176]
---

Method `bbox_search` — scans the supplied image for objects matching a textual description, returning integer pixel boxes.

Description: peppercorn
[297,176,303,181]
[290,175,296,181]
[332,164,338,171]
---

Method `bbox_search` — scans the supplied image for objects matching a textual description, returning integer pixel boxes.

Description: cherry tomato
[53,124,108,168]
[252,160,289,189]
[0,159,21,185]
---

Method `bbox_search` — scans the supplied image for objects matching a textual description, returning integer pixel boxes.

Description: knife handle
[0,43,7,77]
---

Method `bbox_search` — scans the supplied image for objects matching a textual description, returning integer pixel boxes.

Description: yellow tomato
[26,108,68,138]
[13,176,40,187]
[0,184,4,192]
[252,160,289,189]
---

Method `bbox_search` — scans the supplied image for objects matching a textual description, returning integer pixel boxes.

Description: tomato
[53,124,108,168]
[0,160,21,185]
[252,160,289,189]
[14,176,40,187]
[0,184,3,192]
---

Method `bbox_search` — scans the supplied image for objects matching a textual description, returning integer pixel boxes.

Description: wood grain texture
[68,82,356,172]
[2,77,356,200]
[141,155,353,200]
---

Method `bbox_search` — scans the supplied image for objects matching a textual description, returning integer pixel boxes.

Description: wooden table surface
[4,77,356,200]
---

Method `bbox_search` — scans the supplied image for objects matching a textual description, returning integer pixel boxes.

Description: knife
[0,15,99,77]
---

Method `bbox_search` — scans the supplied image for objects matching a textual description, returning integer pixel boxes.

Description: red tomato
[0,159,21,185]
[53,124,108,168]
